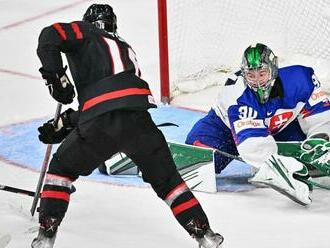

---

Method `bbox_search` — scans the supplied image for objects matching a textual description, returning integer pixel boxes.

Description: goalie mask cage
[158,0,330,104]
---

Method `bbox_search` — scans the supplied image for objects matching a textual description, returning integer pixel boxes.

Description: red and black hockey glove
[38,108,75,144]
[39,66,75,104]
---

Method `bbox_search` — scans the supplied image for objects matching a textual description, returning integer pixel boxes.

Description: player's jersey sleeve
[228,103,278,167]
[37,21,86,73]
[228,104,268,144]
[298,74,330,138]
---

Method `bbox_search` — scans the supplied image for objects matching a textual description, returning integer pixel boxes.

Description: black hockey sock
[38,173,74,237]
[164,182,209,238]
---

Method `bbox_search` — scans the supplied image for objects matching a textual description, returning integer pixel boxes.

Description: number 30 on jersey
[238,106,257,119]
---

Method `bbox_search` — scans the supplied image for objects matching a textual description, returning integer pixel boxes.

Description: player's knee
[48,154,92,179]
[148,171,183,200]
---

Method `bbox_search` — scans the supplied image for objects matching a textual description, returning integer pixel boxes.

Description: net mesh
[167,0,330,96]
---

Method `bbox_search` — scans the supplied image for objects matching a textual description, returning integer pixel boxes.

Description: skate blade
[198,233,224,248]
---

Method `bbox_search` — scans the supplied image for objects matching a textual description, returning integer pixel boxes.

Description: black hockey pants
[39,110,209,236]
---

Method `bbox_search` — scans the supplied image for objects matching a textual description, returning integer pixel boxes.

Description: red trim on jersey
[52,23,67,40]
[165,182,188,201]
[41,191,70,202]
[171,198,199,216]
[70,22,83,39]
[193,140,212,149]
[82,88,152,111]
[300,108,311,118]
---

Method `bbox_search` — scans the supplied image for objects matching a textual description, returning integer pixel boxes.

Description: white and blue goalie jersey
[213,65,330,167]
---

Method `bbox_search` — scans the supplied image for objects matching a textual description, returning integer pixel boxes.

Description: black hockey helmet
[83,4,117,33]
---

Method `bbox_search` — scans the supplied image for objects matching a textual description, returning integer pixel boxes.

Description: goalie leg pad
[250,155,312,206]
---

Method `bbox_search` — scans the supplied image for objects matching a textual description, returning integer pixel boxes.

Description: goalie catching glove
[299,137,330,176]
[39,66,75,104]
[277,134,330,177]
[38,108,76,144]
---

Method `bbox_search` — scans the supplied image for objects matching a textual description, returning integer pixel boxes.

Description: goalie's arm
[298,76,330,140]
[227,104,278,167]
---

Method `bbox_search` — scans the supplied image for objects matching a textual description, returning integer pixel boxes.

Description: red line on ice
[0,0,92,31]
[0,68,40,80]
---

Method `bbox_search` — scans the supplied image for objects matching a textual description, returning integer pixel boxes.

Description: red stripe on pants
[171,198,199,216]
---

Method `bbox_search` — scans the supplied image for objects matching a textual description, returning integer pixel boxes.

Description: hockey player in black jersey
[31,4,223,248]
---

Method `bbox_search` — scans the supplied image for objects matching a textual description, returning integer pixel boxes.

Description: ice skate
[31,228,56,248]
[31,215,60,248]
[195,228,224,248]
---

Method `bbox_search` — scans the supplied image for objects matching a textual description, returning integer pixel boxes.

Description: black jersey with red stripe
[37,21,156,123]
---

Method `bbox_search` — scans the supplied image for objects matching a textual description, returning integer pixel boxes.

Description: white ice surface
[0,1,330,248]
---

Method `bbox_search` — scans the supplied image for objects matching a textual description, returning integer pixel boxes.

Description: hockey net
[161,0,330,106]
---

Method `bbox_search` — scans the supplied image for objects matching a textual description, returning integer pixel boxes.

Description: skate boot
[31,229,56,248]
[31,216,60,248]
[195,228,224,248]
[185,218,224,248]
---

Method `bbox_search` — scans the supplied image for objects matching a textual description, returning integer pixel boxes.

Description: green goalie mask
[241,43,278,104]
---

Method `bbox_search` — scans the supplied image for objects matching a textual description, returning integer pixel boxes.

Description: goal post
[158,0,330,104]
[158,0,170,103]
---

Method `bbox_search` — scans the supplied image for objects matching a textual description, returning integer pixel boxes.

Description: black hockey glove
[39,66,75,104]
[38,108,75,144]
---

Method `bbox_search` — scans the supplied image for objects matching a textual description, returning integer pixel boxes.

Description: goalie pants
[39,110,209,236]
[186,108,307,173]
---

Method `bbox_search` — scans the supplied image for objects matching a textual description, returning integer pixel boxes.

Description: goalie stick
[213,148,243,162]
[196,147,330,190]
[30,103,62,216]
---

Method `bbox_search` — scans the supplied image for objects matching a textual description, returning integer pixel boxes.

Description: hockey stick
[30,103,62,216]
[0,184,36,197]
[213,148,243,162]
